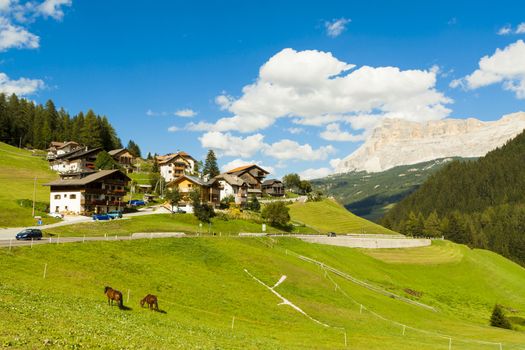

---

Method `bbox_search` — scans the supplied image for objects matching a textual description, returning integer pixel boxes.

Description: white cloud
[299,167,332,180]
[175,108,196,117]
[37,0,71,20]
[221,158,275,175]
[325,18,351,38]
[197,48,451,135]
[320,123,366,142]
[215,94,233,110]
[451,40,525,99]
[0,72,44,95]
[498,25,512,35]
[263,139,335,161]
[287,127,304,134]
[167,126,179,132]
[0,17,38,50]
[0,0,11,12]
[199,131,265,158]
[517,23,525,34]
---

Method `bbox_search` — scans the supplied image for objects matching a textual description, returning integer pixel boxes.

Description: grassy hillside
[289,199,396,234]
[312,158,471,222]
[45,213,317,237]
[0,142,59,227]
[0,238,524,349]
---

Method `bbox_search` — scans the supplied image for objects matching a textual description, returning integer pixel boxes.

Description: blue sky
[2,0,525,178]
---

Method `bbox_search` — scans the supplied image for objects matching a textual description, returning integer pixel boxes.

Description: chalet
[108,148,136,173]
[166,174,219,212]
[158,152,196,183]
[262,179,285,197]
[44,169,130,215]
[46,141,81,160]
[211,173,248,206]
[49,147,102,174]
[225,164,269,197]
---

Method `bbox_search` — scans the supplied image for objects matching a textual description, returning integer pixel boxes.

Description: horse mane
[104,286,111,293]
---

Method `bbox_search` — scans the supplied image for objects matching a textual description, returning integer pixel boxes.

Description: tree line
[0,93,122,151]
[382,129,525,265]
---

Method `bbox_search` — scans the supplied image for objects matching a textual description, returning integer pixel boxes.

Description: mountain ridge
[335,112,525,173]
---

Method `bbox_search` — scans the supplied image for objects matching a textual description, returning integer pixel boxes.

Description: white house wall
[49,191,83,214]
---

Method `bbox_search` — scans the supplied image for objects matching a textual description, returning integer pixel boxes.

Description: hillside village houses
[44,169,130,215]
[108,148,136,173]
[165,163,276,212]
[157,152,196,182]
[47,141,137,174]
[44,141,284,215]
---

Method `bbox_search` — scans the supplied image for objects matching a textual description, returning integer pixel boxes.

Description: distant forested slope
[383,130,525,265]
[311,158,464,222]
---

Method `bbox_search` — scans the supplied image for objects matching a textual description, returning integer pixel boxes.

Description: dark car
[16,229,43,240]
[327,232,337,237]
[129,200,145,207]
[107,210,123,219]
[172,208,186,214]
[92,213,111,221]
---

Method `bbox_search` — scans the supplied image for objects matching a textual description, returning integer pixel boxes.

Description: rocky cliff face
[335,112,525,173]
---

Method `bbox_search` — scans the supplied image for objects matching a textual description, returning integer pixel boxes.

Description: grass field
[0,142,59,227]
[0,238,523,349]
[289,199,396,234]
[45,213,318,237]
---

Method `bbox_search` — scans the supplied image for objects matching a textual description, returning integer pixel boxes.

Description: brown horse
[140,294,159,311]
[104,286,123,308]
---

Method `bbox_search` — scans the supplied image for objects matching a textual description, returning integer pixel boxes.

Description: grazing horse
[104,286,123,308]
[140,294,159,311]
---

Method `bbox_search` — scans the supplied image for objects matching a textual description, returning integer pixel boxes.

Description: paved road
[0,206,172,240]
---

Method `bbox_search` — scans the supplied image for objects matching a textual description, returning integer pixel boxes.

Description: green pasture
[289,199,396,234]
[0,142,59,227]
[0,238,523,349]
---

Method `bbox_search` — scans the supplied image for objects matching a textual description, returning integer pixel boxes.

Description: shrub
[490,304,512,329]
[261,202,291,230]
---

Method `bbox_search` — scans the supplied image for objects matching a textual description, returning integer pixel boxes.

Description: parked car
[92,213,111,221]
[16,229,43,240]
[327,232,337,237]
[129,199,145,207]
[107,210,123,219]
[48,212,63,219]
[172,208,186,214]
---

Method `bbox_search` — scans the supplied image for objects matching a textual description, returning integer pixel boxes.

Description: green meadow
[0,237,523,349]
[289,199,396,234]
[45,213,316,237]
[0,142,59,227]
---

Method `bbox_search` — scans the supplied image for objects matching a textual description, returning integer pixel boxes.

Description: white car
[48,212,63,219]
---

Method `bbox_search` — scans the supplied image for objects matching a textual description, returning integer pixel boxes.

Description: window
[55,206,59,212]
[64,206,68,210]
[70,194,76,199]
[64,194,68,198]
[188,184,192,188]
[54,195,61,200]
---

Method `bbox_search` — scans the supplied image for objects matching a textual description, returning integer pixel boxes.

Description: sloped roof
[48,141,80,150]
[157,151,196,165]
[226,164,269,175]
[168,174,209,187]
[108,148,125,156]
[44,169,130,187]
[262,179,282,186]
[213,173,247,187]
[63,147,102,161]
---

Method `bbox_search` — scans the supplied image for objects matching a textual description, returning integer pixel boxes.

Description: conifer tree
[490,304,511,329]
[127,140,142,158]
[203,150,220,178]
